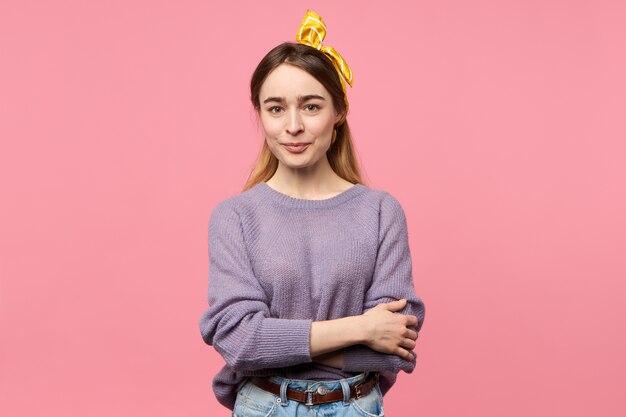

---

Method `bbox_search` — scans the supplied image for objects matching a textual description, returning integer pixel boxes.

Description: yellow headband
[295,10,354,99]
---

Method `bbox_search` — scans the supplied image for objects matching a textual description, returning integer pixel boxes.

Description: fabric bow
[296,10,354,96]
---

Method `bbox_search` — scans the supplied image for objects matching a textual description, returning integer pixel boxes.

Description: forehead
[259,64,330,100]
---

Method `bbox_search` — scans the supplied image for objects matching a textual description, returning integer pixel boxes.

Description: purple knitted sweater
[199,181,425,409]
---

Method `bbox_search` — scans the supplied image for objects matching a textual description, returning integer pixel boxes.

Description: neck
[266,158,348,200]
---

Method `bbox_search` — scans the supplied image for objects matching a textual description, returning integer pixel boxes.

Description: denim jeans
[232,372,384,417]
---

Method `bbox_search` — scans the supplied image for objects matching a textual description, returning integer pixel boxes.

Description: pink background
[1,1,625,416]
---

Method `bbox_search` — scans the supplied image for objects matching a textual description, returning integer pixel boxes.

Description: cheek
[259,114,282,138]
[307,115,335,135]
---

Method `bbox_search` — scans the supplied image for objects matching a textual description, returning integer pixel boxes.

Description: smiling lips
[282,143,310,153]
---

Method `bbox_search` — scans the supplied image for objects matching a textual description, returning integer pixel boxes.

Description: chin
[280,160,313,169]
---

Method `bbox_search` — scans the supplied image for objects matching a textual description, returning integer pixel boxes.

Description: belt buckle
[305,390,314,406]
[354,372,378,399]
[353,373,368,399]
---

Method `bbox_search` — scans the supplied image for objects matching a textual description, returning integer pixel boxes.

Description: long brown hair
[242,42,364,191]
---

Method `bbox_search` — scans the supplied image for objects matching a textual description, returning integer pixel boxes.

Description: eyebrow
[262,94,326,104]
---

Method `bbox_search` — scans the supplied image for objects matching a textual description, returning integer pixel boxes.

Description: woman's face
[258,64,343,172]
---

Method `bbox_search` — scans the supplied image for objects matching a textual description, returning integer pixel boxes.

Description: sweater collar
[255,181,367,209]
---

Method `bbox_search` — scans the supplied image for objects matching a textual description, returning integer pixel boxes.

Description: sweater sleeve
[198,201,313,372]
[342,192,426,375]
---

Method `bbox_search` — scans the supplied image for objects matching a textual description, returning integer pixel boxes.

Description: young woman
[199,10,425,417]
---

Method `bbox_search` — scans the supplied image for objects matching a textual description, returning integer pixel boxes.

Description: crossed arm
[199,194,425,375]
[310,299,419,369]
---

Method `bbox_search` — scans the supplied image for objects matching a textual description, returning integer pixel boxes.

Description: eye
[267,106,283,114]
[304,104,321,112]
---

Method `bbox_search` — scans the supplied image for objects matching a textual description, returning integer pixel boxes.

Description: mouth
[282,143,311,154]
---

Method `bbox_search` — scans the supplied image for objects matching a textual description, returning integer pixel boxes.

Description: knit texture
[199,182,425,410]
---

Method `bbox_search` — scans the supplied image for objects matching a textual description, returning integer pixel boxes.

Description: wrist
[349,314,369,345]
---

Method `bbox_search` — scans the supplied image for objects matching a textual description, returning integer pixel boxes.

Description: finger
[400,338,416,350]
[384,299,407,312]
[404,314,419,327]
[396,347,413,361]
[404,328,418,341]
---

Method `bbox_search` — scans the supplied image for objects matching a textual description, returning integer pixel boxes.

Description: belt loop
[279,379,289,407]
[339,378,351,406]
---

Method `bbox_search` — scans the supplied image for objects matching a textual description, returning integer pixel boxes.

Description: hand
[360,299,419,361]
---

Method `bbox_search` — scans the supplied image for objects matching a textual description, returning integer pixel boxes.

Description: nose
[285,110,304,136]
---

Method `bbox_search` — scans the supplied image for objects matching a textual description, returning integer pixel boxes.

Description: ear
[334,110,346,125]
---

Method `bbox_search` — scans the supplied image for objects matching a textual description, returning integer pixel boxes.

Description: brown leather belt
[249,373,378,406]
